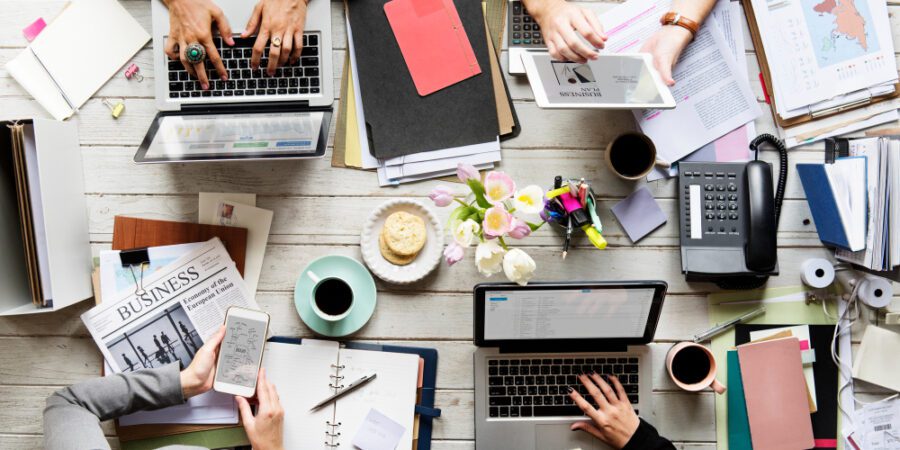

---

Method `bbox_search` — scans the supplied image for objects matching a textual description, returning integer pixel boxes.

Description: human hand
[639,25,693,86]
[243,0,309,76]
[236,368,285,450]
[164,0,234,89]
[179,325,225,399]
[568,373,641,450]
[529,0,606,63]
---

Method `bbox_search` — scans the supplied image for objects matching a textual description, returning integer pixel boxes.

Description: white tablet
[521,52,677,110]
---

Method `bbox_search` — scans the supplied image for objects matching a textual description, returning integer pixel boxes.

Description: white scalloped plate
[360,200,443,284]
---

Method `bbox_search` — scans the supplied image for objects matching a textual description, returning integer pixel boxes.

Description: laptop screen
[474,282,666,347]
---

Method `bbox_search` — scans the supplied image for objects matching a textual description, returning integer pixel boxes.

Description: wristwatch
[660,12,699,37]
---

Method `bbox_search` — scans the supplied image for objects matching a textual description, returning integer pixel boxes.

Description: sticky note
[611,187,667,243]
[351,409,406,450]
[23,18,46,42]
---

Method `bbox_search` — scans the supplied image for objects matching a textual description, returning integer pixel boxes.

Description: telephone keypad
[680,162,747,244]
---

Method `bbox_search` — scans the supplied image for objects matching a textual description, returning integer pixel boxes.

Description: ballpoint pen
[692,306,767,342]
[309,373,377,411]
[563,215,573,259]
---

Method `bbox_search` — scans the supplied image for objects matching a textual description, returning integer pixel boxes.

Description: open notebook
[263,340,420,449]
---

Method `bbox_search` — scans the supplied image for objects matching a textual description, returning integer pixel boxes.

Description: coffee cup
[604,132,671,180]
[307,270,354,322]
[666,342,726,394]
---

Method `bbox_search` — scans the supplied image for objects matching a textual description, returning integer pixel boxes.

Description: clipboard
[268,336,442,450]
[741,0,900,129]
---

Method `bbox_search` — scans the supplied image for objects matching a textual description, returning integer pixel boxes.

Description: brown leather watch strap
[660,11,700,36]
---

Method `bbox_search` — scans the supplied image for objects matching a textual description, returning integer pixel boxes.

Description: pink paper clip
[124,63,143,82]
[23,18,47,42]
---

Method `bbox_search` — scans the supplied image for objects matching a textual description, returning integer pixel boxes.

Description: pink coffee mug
[666,342,726,394]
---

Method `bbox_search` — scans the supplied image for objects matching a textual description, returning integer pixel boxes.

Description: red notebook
[384,0,481,96]
[737,337,815,450]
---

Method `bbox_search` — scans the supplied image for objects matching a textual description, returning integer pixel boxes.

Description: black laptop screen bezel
[474,281,667,351]
[134,103,331,163]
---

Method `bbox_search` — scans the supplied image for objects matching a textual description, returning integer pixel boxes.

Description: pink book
[737,337,815,450]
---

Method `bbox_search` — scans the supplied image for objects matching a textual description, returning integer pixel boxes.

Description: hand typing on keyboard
[164,0,235,90]
[521,0,606,64]
[242,0,310,76]
[568,373,640,450]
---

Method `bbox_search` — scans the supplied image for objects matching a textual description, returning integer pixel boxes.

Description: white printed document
[601,0,761,169]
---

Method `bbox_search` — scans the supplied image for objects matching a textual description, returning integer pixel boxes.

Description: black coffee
[609,134,654,177]
[671,346,712,385]
[314,278,353,316]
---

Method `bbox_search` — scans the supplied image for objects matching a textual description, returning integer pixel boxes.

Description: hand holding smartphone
[214,307,270,397]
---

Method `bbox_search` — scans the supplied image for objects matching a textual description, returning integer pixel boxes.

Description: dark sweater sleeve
[622,419,676,450]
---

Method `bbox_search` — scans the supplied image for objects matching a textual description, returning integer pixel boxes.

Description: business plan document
[601,0,761,170]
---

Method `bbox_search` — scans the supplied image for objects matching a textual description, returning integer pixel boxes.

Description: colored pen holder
[544,181,607,252]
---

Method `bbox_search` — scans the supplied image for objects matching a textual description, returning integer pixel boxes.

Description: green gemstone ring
[185,43,206,63]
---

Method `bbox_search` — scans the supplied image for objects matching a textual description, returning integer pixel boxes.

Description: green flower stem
[497,236,509,251]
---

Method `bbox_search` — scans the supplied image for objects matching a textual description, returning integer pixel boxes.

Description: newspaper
[82,237,258,372]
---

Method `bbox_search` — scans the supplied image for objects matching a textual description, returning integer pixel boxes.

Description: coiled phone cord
[715,134,788,291]
[749,133,788,225]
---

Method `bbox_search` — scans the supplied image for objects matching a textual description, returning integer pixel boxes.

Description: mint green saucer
[295,255,377,337]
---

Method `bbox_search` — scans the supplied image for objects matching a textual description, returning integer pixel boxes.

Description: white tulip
[513,185,546,216]
[502,248,536,286]
[454,219,481,248]
[475,241,506,276]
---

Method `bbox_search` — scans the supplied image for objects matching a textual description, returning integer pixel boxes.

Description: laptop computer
[474,281,667,450]
[135,0,334,163]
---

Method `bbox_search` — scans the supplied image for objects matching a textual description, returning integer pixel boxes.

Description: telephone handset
[678,134,788,289]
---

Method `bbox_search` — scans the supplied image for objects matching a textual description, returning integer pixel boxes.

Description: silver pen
[309,373,377,411]
[692,306,767,343]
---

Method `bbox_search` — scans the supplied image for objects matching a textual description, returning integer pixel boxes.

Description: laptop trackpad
[534,424,605,450]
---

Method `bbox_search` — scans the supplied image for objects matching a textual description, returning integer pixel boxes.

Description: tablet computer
[134,105,331,163]
[521,52,676,110]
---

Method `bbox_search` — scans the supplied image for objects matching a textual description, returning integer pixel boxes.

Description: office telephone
[678,134,788,289]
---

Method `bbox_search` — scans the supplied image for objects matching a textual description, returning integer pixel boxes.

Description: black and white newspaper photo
[81,237,259,373]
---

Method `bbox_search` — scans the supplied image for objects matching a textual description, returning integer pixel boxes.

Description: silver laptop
[474,281,666,450]
[136,0,334,163]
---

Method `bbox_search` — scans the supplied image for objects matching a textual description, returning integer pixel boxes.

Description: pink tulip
[456,163,480,182]
[483,205,513,237]
[484,171,516,205]
[428,185,454,207]
[508,218,532,239]
[443,242,464,266]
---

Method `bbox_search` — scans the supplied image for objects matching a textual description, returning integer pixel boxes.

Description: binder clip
[124,63,143,82]
[120,248,150,296]
[102,98,125,119]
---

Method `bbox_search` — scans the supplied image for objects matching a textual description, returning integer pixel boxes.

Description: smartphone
[214,307,270,397]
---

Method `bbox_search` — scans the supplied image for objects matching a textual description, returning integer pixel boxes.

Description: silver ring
[185,43,206,63]
[271,36,282,48]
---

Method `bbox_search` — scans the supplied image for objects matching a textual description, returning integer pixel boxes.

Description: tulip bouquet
[428,164,546,285]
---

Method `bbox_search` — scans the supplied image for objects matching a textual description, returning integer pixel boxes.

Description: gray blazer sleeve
[43,363,185,450]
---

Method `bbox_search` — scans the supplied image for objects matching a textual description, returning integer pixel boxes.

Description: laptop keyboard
[487,357,640,419]
[508,0,543,48]
[165,33,322,99]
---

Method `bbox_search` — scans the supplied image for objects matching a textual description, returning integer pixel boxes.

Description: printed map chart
[802,0,879,67]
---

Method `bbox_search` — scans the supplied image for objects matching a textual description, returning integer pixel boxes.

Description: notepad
[262,341,420,450]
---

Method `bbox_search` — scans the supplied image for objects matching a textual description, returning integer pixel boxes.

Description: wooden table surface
[1,1,898,448]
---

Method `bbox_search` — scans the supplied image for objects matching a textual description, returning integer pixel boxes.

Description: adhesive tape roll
[800,258,835,289]
[858,275,893,309]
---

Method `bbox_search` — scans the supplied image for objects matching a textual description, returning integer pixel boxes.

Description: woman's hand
[236,368,285,450]
[529,0,606,63]
[244,0,309,76]
[639,25,693,86]
[568,373,641,450]
[179,325,225,399]
[164,0,234,90]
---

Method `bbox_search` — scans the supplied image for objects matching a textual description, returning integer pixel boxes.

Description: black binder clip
[120,248,150,296]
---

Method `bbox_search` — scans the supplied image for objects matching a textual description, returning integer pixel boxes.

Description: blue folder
[268,336,441,450]
[727,350,752,450]
[796,159,867,251]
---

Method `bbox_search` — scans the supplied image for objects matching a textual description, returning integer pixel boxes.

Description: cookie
[379,232,417,266]
[383,211,427,256]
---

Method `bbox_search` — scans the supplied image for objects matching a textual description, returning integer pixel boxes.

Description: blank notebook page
[262,341,340,448]
[336,348,420,450]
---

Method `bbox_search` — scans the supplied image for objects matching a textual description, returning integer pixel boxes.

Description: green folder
[727,350,752,450]
[120,427,249,450]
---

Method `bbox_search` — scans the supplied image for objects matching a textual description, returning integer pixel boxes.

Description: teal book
[727,350,753,450]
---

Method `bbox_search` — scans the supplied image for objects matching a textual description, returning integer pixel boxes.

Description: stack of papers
[601,0,760,182]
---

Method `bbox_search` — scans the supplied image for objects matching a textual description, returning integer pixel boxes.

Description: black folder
[348,0,500,159]
[736,324,838,449]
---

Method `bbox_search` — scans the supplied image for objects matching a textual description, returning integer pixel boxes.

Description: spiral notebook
[263,340,420,449]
